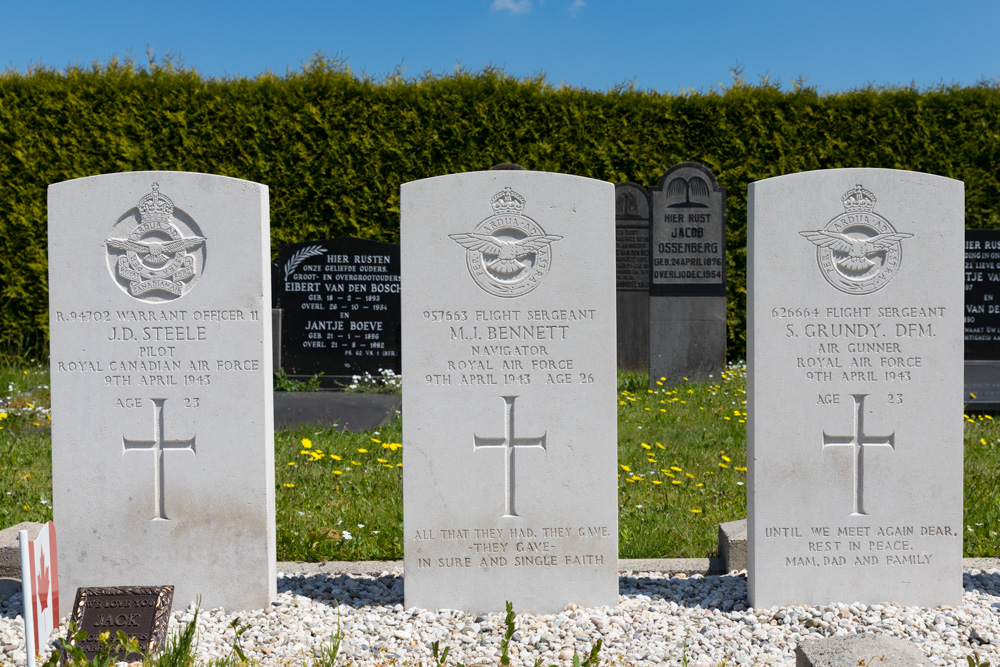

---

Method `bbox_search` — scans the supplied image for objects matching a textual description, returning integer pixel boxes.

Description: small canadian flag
[19,521,58,667]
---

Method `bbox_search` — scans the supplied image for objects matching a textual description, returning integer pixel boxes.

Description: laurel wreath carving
[283,245,326,279]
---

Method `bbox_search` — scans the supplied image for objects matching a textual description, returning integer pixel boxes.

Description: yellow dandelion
[333,470,342,476]
[686,472,695,479]
[331,454,342,461]
[690,508,702,514]
[371,438,381,443]
[719,463,729,469]
[301,438,312,448]
[670,466,683,472]
[971,393,977,399]
[656,443,665,449]
[377,458,388,463]
[721,455,731,462]
[621,464,632,472]
[640,443,651,450]
[987,415,994,420]
[382,464,395,469]
[352,460,361,465]
[981,438,987,446]
[287,461,296,466]
[652,480,663,485]
[358,448,368,453]
[283,483,295,488]
[671,480,682,485]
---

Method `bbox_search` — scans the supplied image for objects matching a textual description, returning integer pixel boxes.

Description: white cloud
[491,0,533,14]
[568,0,585,16]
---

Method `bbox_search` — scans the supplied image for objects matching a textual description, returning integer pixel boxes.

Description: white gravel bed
[2,567,998,666]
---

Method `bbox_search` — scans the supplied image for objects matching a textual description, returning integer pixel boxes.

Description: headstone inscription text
[964,229,1000,357]
[649,162,726,296]
[275,237,401,386]
[964,229,1000,405]
[49,172,276,616]
[615,182,650,370]
[401,171,618,614]
[748,170,963,607]
[70,586,173,660]
[648,162,727,384]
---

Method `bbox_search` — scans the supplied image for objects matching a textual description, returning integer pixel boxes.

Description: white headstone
[747,168,963,607]
[49,172,275,615]
[400,171,618,613]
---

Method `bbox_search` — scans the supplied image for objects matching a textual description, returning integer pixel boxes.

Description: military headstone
[49,172,276,616]
[648,162,726,385]
[615,182,651,370]
[400,171,618,613]
[748,169,963,607]
[964,229,1000,406]
[274,237,401,387]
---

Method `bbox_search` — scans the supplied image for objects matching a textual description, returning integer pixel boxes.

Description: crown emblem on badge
[137,183,175,225]
[105,182,206,300]
[841,184,876,213]
[450,187,561,298]
[800,183,911,295]
[491,187,526,215]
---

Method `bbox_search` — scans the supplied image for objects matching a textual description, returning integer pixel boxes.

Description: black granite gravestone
[648,162,727,385]
[274,237,400,388]
[964,229,1000,406]
[615,182,651,370]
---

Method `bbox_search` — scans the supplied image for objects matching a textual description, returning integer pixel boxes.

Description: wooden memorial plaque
[69,586,173,660]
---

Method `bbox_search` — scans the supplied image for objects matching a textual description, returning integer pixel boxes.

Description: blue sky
[2,0,998,93]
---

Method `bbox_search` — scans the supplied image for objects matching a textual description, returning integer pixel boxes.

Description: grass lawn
[2,358,997,561]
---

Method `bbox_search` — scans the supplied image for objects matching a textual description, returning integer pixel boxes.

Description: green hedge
[3,56,1000,359]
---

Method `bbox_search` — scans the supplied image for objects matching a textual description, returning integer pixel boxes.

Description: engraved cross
[122,398,196,521]
[474,396,546,518]
[822,394,894,516]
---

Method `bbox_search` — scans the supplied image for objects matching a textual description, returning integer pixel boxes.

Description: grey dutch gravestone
[615,182,651,371]
[964,229,1000,407]
[400,171,618,613]
[49,172,276,615]
[648,162,726,386]
[274,237,401,387]
[748,169,963,607]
